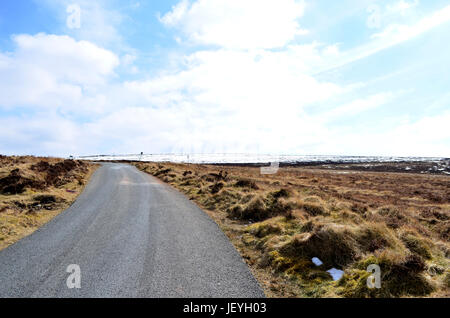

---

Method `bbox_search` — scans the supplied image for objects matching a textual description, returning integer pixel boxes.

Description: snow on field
[77,153,446,164]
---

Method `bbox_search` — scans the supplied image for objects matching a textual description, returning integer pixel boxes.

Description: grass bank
[0,155,98,251]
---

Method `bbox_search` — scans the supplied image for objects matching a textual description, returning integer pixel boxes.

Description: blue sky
[0,0,449,157]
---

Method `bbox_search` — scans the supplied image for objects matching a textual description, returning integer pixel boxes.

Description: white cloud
[160,0,307,49]
[386,0,419,16]
[0,33,119,110]
[1,30,438,157]
[14,34,118,82]
[122,54,136,66]
[315,4,450,74]
[121,53,139,74]
[368,4,450,54]
[321,92,395,122]
[0,113,82,156]
[372,4,450,42]
[0,32,349,155]
[124,48,345,122]
[324,111,450,157]
[2,2,449,158]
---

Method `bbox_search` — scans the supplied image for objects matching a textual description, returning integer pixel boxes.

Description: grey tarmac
[0,163,264,298]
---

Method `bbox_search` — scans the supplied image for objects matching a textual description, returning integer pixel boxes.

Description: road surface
[0,163,264,297]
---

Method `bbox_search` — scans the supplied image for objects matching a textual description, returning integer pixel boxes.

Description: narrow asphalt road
[0,163,264,297]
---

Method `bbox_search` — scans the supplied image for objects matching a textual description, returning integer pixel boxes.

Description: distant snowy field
[77,153,447,165]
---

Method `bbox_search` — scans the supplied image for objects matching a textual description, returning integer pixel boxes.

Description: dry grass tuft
[0,155,97,251]
[234,178,259,189]
[279,224,360,267]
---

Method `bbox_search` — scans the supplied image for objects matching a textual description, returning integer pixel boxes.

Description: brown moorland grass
[133,161,449,298]
[0,155,98,251]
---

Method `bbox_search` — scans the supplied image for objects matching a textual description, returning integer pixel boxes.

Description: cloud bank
[1,0,449,157]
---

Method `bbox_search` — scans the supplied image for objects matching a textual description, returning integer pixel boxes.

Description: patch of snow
[77,153,447,165]
[327,268,344,281]
[312,257,323,266]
